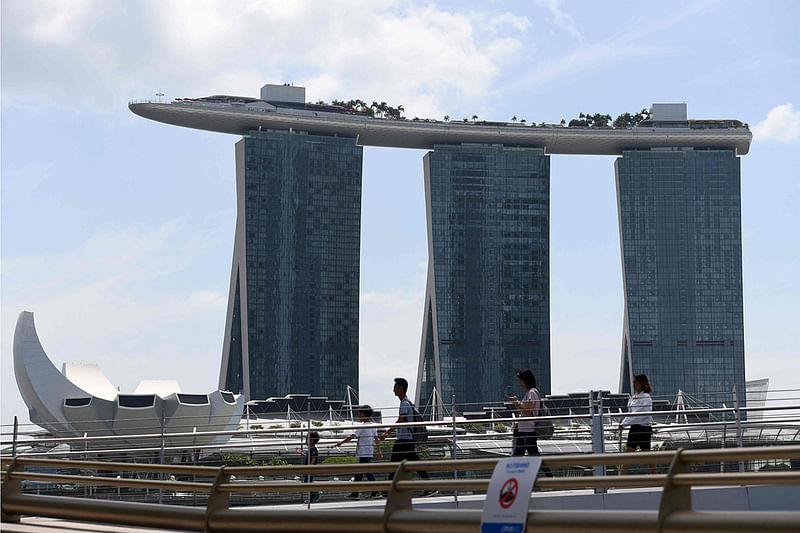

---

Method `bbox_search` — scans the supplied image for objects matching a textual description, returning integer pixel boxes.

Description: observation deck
[129,100,752,155]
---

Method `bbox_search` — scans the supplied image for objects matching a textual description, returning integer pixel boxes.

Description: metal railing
[3,400,798,463]
[3,445,799,532]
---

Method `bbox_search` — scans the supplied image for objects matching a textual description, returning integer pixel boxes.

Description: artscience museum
[12,311,244,447]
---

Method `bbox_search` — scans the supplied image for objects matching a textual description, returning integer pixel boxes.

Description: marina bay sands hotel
[130,83,752,407]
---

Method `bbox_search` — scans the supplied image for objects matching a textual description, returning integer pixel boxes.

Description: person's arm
[379,412,407,440]
[374,435,383,459]
[333,433,356,447]
[621,395,647,427]
[511,391,534,417]
[310,450,317,465]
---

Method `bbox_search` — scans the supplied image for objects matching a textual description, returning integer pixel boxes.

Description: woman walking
[620,374,655,474]
[508,369,541,457]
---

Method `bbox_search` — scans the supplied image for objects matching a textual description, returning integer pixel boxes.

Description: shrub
[312,421,323,427]
[417,444,431,460]
[494,424,509,433]
[322,456,357,464]
[290,422,302,428]
[250,424,264,430]
[267,455,289,466]
[269,424,282,429]
[221,453,260,467]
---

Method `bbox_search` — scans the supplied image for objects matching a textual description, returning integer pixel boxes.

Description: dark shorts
[626,424,652,450]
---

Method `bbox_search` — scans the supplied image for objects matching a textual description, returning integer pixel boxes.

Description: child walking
[333,405,384,499]
[296,430,322,503]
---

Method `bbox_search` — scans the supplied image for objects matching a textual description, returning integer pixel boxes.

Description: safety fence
[2,445,800,532]
[3,400,798,463]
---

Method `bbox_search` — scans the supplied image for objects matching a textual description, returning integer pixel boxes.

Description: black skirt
[626,424,652,450]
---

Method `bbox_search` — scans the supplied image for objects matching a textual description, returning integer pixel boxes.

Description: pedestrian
[379,377,438,497]
[619,374,655,475]
[508,369,542,457]
[296,430,322,503]
[333,405,384,499]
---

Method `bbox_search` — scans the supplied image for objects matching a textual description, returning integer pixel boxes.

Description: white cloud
[753,103,800,143]
[2,1,531,118]
[535,0,582,41]
[489,12,533,33]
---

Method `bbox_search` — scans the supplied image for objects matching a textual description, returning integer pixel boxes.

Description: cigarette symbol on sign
[499,477,518,509]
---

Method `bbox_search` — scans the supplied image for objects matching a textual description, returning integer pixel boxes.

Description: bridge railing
[3,445,799,532]
[3,401,798,465]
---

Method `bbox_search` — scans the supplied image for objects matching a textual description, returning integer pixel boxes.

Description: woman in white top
[508,369,541,456]
[619,374,654,474]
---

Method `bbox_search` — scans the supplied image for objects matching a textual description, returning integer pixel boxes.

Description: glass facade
[221,130,362,400]
[417,144,551,410]
[616,149,745,403]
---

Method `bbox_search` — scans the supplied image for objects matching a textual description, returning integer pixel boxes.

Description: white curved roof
[13,311,244,443]
[62,362,119,401]
[134,379,181,397]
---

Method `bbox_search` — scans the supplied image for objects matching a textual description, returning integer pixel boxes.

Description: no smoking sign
[499,477,519,508]
[481,457,541,533]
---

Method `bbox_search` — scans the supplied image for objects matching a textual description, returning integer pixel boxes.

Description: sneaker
[345,492,360,500]
[421,490,439,497]
[369,491,383,499]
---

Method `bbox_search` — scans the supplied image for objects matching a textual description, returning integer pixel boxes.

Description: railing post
[590,391,606,492]
[159,410,166,504]
[733,385,745,472]
[721,418,727,473]
[452,393,458,506]
[306,400,312,509]
[1,458,22,523]
[657,448,691,533]
[383,460,413,533]
[11,416,18,457]
[204,466,230,533]
[83,432,89,498]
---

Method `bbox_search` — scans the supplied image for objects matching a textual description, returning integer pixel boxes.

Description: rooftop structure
[129,97,751,154]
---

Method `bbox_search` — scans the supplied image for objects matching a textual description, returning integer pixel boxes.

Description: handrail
[2,446,799,532]
[4,401,797,448]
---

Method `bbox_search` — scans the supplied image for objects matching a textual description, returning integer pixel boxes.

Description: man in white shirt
[333,405,383,499]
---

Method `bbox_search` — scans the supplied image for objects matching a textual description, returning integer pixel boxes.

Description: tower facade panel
[417,144,551,410]
[220,131,362,400]
[616,149,745,403]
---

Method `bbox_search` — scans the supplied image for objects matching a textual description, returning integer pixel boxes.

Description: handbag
[534,394,554,439]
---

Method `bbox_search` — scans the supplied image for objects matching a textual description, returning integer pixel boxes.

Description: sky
[2,0,799,426]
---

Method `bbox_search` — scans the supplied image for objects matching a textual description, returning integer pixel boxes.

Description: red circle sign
[499,477,519,509]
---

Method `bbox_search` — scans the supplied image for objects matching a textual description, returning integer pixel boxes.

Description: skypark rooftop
[129,98,752,155]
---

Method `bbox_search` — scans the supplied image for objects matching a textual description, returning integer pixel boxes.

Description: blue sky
[2,0,799,425]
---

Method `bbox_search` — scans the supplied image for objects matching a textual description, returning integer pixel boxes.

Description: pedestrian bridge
[3,446,799,532]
